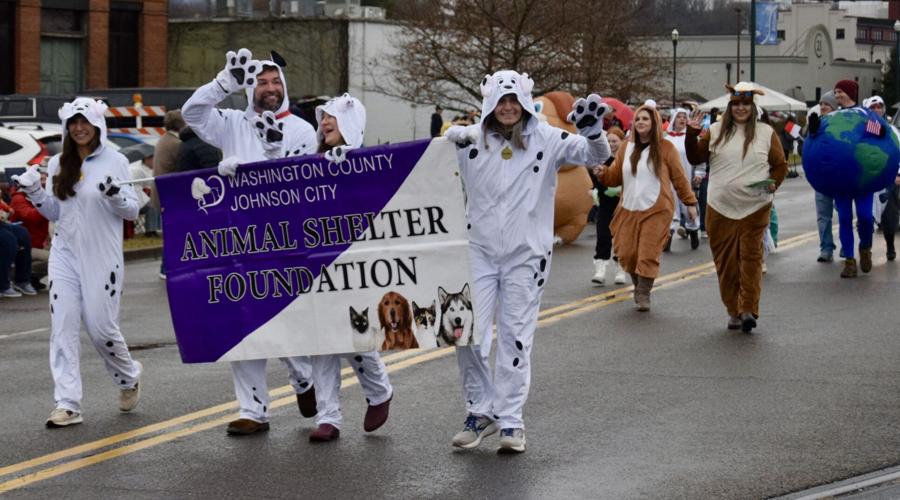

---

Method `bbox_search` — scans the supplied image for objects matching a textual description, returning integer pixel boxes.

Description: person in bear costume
[12,98,144,427]
[443,70,610,454]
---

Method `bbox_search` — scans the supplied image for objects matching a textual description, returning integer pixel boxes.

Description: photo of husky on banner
[155,139,477,363]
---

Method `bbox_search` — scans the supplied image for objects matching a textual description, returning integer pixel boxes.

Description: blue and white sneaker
[497,428,526,454]
[13,282,37,296]
[0,287,22,298]
[451,414,498,449]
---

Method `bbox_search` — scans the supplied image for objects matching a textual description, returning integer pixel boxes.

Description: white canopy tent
[699,83,808,113]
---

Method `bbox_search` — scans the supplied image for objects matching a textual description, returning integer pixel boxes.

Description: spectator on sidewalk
[0,199,35,298]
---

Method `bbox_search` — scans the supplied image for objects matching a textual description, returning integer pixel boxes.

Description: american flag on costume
[865,119,882,136]
[784,121,801,139]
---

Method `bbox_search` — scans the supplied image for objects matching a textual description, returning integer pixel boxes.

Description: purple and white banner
[156,139,477,363]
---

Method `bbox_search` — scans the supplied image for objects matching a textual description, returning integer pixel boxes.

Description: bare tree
[372,0,667,112]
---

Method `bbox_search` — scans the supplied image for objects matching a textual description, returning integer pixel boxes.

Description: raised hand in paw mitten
[98,176,121,197]
[11,165,41,195]
[568,94,610,139]
[215,48,262,93]
[252,111,285,158]
[444,125,480,147]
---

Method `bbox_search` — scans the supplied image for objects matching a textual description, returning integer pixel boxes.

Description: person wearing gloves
[305,93,394,443]
[664,107,704,251]
[590,126,627,286]
[443,70,611,454]
[11,98,143,427]
[685,83,788,333]
[596,105,698,311]
[181,48,319,435]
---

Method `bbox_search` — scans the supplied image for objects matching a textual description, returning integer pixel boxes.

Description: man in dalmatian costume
[181,48,320,435]
[444,70,611,453]
[12,98,143,427]
[306,93,394,442]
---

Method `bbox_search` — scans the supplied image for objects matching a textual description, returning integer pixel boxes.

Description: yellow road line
[0,229,819,493]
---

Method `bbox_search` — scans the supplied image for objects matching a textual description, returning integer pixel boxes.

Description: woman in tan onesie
[597,105,697,311]
[684,83,788,333]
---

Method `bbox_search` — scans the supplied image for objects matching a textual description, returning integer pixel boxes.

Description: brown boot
[226,418,270,436]
[840,258,858,278]
[859,248,872,273]
[635,276,654,311]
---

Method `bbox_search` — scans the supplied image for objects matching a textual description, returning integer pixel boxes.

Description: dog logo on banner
[191,175,226,214]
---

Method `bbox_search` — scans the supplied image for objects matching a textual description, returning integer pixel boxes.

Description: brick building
[0,0,167,95]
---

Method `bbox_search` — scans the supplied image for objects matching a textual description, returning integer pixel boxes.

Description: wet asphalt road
[1,176,900,499]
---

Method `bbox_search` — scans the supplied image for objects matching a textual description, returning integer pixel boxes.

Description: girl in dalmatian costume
[664,108,705,251]
[12,98,143,428]
[306,93,394,443]
[443,70,611,454]
[181,48,322,435]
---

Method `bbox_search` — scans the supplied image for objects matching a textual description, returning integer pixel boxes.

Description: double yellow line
[0,230,819,494]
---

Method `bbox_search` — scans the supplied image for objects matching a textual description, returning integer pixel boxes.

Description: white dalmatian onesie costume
[448,71,611,435]
[21,98,142,415]
[665,108,704,233]
[310,94,393,431]
[182,50,319,424]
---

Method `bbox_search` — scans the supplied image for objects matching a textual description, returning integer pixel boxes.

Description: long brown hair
[628,106,662,177]
[710,100,758,158]
[54,125,100,200]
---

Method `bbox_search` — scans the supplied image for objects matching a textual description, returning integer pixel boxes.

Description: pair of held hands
[12,166,123,198]
[444,94,610,146]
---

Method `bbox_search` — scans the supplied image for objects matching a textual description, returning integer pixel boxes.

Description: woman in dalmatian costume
[306,93,394,443]
[12,98,144,428]
[181,48,321,435]
[443,70,611,454]
[664,108,705,251]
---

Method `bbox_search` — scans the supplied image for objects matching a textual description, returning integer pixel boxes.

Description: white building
[650,1,893,105]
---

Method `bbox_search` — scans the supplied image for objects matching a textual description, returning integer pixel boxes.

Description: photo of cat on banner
[156,138,479,363]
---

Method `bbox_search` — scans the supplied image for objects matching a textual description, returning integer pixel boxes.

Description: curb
[124,245,163,262]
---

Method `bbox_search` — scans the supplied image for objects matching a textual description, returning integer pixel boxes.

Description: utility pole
[750,0,756,81]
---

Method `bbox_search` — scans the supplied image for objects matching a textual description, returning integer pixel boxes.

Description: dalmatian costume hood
[182,50,317,164]
[451,69,611,432]
[315,93,367,149]
[479,70,539,135]
[21,97,143,414]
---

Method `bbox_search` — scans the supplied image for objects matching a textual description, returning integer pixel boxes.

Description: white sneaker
[0,287,22,298]
[613,262,627,284]
[591,259,609,285]
[761,262,768,274]
[13,282,37,296]
[497,428,526,454]
[119,360,143,412]
[46,407,83,428]
[452,414,499,449]
[701,230,708,239]
[158,272,167,280]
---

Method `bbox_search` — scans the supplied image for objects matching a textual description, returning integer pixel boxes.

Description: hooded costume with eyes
[309,93,393,434]
[598,105,698,279]
[664,107,704,235]
[452,70,610,431]
[685,82,788,326]
[23,97,143,413]
[181,52,318,425]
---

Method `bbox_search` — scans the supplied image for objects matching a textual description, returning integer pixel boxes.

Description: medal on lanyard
[501,146,513,160]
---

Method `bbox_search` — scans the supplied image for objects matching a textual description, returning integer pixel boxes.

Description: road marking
[789,467,900,500]
[0,328,48,340]
[0,230,819,493]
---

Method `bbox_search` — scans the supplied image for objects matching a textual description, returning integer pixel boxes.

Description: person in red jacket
[0,198,35,297]
[9,185,50,254]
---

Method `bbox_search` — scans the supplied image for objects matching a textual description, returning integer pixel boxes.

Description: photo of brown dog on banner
[379,291,418,350]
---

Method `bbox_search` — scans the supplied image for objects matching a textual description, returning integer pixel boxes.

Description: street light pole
[735,7,742,80]
[750,0,756,82]
[672,29,679,108]
[894,20,900,104]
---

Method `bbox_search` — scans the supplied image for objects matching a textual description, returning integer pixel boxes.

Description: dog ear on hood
[270,50,287,68]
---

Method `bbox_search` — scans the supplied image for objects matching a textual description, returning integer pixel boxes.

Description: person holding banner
[182,49,319,435]
[304,93,394,443]
[11,98,144,427]
[444,70,611,454]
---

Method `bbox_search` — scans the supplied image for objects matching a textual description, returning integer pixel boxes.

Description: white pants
[49,254,140,413]
[230,356,314,422]
[671,190,700,231]
[311,352,393,429]
[456,250,546,430]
